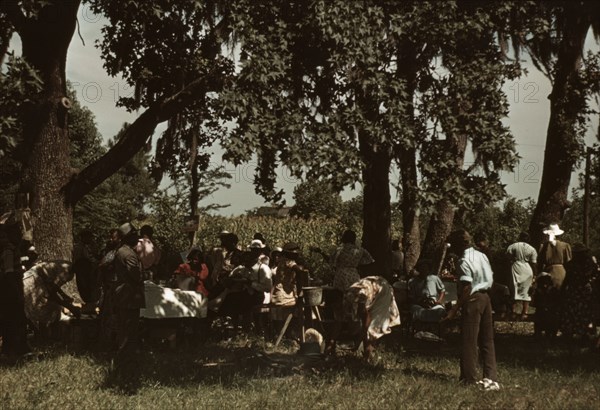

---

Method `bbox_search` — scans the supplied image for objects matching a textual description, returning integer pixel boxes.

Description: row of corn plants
[192,215,354,282]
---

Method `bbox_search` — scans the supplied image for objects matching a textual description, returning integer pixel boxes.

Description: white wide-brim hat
[543,223,564,236]
[248,239,266,249]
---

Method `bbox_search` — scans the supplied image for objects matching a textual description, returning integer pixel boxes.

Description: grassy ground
[1,323,599,410]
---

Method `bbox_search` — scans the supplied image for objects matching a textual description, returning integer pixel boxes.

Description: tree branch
[66,66,228,204]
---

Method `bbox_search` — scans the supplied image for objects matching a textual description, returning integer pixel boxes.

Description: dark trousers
[104,306,142,392]
[460,291,497,383]
[98,284,118,351]
[116,308,140,356]
[0,272,30,355]
[113,307,141,384]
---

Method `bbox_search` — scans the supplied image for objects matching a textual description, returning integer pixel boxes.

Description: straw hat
[248,239,266,249]
[543,223,564,236]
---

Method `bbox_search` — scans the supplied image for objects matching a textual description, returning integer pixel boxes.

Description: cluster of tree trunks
[1,0,596,274]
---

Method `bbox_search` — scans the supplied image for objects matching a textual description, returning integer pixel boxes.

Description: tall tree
[220,1,433,277]
[0,55,42,211]
[390,3,450,273]
[291,180,343,220]
[219,0,521,277]
[520,1,600,247]
[418,1,520,271]
[1,81,158,238]
[0,0,233,259]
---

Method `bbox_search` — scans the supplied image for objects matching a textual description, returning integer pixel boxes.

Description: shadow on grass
[10,321,598,395]
[93,339,390,393]
[390,328,600,377]
[22,327,388,394]
[494,333,600,375]
[399,365,455,383]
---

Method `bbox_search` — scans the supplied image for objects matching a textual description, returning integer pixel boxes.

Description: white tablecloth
[140,281,207,319]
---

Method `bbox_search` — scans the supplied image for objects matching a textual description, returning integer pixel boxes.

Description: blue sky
[9,7,600,215]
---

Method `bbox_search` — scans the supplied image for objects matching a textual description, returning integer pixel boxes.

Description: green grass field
[1,323,599,410]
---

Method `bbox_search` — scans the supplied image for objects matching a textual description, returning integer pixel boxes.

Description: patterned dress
[332,243,374,291]
[345,276,401,341]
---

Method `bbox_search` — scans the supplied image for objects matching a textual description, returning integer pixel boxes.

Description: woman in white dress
[506,232,537,320]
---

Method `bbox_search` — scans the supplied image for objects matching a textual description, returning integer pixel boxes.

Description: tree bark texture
[17,1,80,260]
[396,41,421,275]
[399,148,420,275]
[422,198,455,274]
[528,9,591,249]
[7,0,226,260]
[359,134,392,280]
[420,134,468,274]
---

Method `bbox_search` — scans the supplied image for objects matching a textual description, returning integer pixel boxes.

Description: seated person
[219,240,273,328]
[207,232,243,295]
[270,242,309,333]
[407,259,446,322]
[172,248,209,296]
[271,242,308,307]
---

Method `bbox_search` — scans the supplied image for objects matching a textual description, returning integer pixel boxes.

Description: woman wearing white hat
[538,223,572,289]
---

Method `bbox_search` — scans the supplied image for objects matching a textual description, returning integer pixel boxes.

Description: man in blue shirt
[445,230,499,390]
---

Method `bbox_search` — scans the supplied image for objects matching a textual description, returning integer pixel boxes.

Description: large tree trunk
[18,1,80,260]
[4,1,229,261]
[359,134,392,280]
[420,134,468,273]
[528,11,590,249]
[396,41,421,275]
[422,199,455,274]
[399,149,420,274]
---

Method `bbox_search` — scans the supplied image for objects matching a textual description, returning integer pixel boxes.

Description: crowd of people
[1,218,599,392]
[505,224,599,341]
